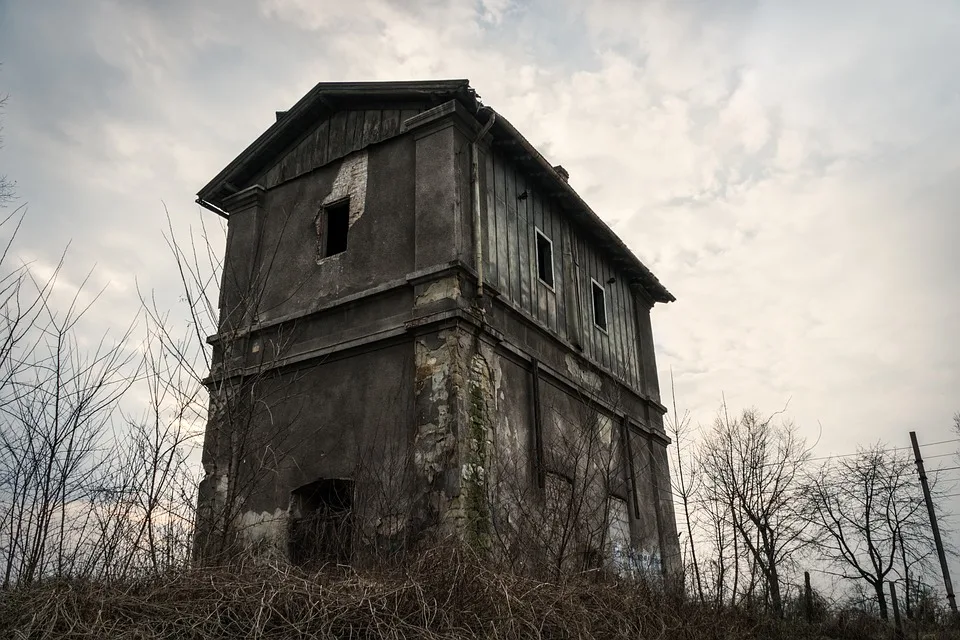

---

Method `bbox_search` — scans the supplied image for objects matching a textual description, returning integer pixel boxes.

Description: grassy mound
[0,548,942,639]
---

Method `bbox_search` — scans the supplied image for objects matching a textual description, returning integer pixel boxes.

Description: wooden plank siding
[253,108,423,190]
[483,149,645,391]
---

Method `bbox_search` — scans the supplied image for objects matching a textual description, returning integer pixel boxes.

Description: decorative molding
[221,184,266,213]
[401,99,480,139]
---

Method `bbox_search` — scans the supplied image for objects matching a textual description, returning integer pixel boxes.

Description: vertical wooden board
[631,293,649,397]
[604,258,619,379]
[626,284,642,388]
[484,152,498,285]
[510,166,525,309]
[528,188,540,321]
[512,166,524,306]
[503,161,518,303]
[612,275,629,385]
[381,110,401,139]
[279,150,296,185]
[494,155,509,293]
[304,126,321,173]
[314,119,330,169]
[354,110,368,149]
[603,256,615,373]
[624,287,641,389]
[294,133,312,178]
[527,188,537,320]
[614,266,629,382]
[487,154,499,290]
[579,238,592,362]
[600,253,613,372]
[516,171,531,313]
[362,109,382,147]
[345,111,360,156]
[285,140,301,180]
[545,201,558,333]
[577,236,592,362]
[328,111,349,161]
[554,215,567,340]
[559,220,577,344]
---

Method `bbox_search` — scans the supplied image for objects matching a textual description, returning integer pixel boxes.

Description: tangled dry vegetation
[2,546,947,640]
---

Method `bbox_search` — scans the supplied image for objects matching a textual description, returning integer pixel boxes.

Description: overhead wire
[758,438,960,467]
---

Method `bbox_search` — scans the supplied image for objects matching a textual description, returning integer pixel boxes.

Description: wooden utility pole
[804,571,813,623]
[909,431,957,614]
[890,581,904,640]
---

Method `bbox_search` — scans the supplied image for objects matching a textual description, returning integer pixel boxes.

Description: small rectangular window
[320,200,350,258]
[591,279,607,331]
[536,229,554,288]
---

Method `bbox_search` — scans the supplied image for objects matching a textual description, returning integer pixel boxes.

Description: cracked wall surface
[316,150,368,265]
[412,329,468,540]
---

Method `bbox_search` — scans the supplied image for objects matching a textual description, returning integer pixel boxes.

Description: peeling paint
[415,276,461,306]
[323,150,368,222]
[413,421,456,483]
[316,150,368,265]
[463,352,494,547]
[237,507,289,560]
[598,414,613,447]
[565,353,602,391]
[412,330,465,534]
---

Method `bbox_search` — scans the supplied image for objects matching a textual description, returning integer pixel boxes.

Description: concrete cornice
[400,99,481,140]
[221,184,266,213]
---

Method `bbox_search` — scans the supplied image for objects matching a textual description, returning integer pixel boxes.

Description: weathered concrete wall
[414,122,467,270]
[199,100,679,575]
[219,134,417,326]
[200,340,416,560]
[461,329,676,577]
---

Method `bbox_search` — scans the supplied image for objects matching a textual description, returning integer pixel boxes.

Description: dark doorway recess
[289,478,354,567]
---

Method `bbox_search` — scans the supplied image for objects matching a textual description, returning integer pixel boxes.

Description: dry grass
[0,547,953,639]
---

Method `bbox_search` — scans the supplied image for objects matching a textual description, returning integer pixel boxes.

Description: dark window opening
[536,229,554,288]
[288,478,354,567]
[321,200,350,257]
[592,280,607,331]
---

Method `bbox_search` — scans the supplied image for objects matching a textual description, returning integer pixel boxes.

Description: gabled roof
[197,80,673,304]
[197,80,476,206]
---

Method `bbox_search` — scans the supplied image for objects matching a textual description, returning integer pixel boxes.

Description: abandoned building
[194,80,679,576]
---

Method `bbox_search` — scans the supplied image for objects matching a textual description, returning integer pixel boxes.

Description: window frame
[535,227,555,290]
[317,197,351,259]
[591,278,608,333]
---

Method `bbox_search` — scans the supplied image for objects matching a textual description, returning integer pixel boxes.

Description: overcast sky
[1,0,958,581]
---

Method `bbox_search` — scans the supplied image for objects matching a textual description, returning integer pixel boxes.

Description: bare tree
[143,207,312,563]
[698,402,812,616]
[0,91,15,207]
[804,444,934,620]
[0,262,138,586]
[665,370,704,602]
